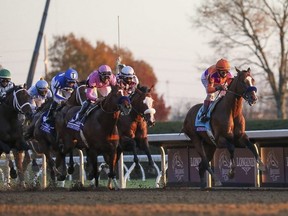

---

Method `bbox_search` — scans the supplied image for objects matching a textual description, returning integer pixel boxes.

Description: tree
[193,0,288,119]
[48,33,170,121]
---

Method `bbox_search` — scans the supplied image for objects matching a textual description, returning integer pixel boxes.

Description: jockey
[0,68,15,102]
[28,78,52,112]
[199,58,233,122]
[70,64,117,124]
[116,65,139,96]
[44,68,78,124]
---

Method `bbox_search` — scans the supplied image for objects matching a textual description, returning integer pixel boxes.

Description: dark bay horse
[26,85,87,185]
[0,85,33,186]
[182,67,265,189]
[55,85,131,189]
[117,85,156,171]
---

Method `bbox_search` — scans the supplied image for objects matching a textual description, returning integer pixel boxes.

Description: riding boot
[200,100,211,122]
[45,101,57,124]
[71,100,91,123]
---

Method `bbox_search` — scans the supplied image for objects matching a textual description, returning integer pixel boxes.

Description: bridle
[9,88,31,114]
[226,72,257,105]
[129,91,156,123]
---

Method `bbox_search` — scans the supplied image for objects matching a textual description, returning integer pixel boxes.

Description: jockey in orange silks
[199,58,233,122]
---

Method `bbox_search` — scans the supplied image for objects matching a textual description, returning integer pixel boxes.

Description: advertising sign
[261,147,285,186]
[213,148,256,186]
[167,148,189,184]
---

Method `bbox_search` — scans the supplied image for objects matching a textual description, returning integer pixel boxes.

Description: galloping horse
[55,85,131,189]
[117,85,156,171]
[0,85,33,186]
[27,85,87,184]
[182,67,264,189]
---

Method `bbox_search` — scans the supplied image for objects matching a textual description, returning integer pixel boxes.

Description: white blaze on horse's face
[143,96,156,123]
[245,75,258,105]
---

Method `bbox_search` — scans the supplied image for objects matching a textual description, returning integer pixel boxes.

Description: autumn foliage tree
[48,33,170,121]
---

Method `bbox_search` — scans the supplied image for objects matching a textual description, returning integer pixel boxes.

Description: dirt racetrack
[1,187,288,216]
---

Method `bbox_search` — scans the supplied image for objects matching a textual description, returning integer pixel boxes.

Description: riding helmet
[216,59,231,71]
[0,69,11,79]
[64,68,78,82]
[120,66,135,78]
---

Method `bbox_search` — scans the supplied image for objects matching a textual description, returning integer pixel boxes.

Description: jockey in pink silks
[70,64,117,124]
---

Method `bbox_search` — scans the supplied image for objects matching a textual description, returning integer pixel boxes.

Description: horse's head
[66,84,86,106]
[4,85,33,120]
[231,67,258,106]
[102,85,132,115]
[131,85,156,127]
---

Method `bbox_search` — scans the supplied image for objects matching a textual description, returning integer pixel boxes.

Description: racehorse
[55,85,131,189]
[117,85,156,172]
[182,67,264,189]
[0,85,33,186]
[26,85,87,185]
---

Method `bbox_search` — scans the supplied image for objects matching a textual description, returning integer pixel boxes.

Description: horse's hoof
[68,166,75,175]
[10,169,17,179]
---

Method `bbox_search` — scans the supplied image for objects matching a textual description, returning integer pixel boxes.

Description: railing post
[118,152,126,188]
[159,146,166,187]
[41,154,47,189]
[77,149,85,185]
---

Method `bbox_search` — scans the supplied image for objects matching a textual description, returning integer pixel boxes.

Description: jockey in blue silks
[44,68,78,124]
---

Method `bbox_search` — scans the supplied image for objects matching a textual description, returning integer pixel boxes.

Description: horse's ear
[149,85,155,93]
[235,67,240,73]
[247,67,251,72]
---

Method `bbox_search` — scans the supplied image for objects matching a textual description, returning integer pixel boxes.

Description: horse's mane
[5,85,24,95]
[36,97,53,112]
[78,80,87,86]
[137,85,149,93]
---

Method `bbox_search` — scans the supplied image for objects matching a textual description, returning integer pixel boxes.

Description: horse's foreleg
[239,134,265,171]
[55,152,67,182]
[226,142,236,179]
[67,151,75,175]
[106,151,119,190]
[13,150,26,187]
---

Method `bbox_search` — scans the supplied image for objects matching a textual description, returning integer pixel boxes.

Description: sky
[0,0,213,117]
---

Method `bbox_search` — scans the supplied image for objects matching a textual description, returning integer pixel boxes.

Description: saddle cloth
[40,115,55,134]
[195,98,222,145]
[67,104,99,131]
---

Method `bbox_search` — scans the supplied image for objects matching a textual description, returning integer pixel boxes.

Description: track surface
[0,187,288,216]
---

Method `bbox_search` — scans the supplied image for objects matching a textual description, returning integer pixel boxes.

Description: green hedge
[148,120,288,134]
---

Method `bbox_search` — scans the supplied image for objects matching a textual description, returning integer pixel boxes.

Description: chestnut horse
[0,85,33,186]
[55,85,131,189]
[117,85,156,171]
[182,67,264,189]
